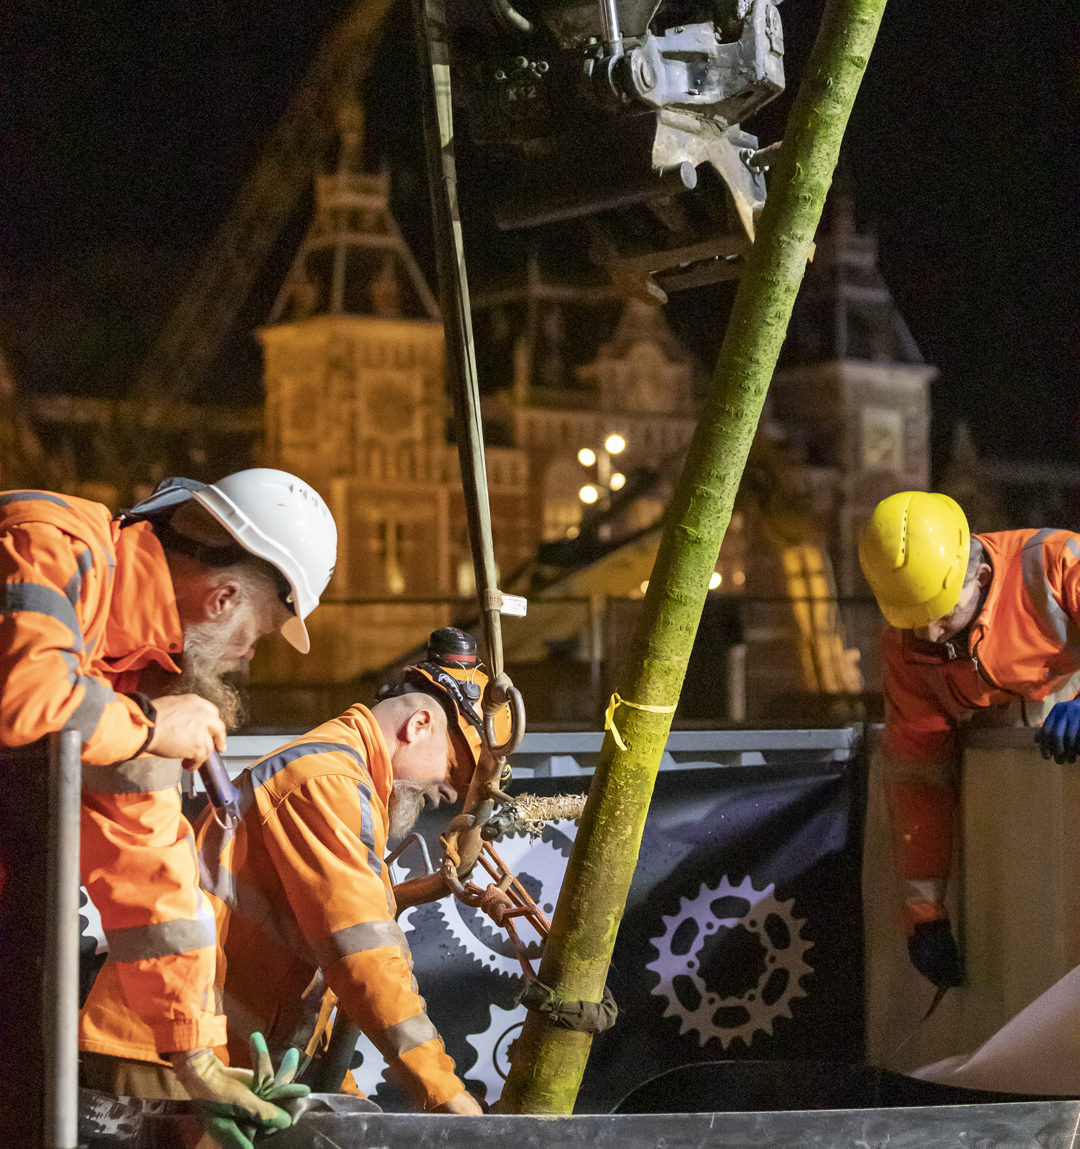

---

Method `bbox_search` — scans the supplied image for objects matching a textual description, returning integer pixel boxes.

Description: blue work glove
[907,919,964,989]
[1035,700,1080,764]
[200,1032,310,1149]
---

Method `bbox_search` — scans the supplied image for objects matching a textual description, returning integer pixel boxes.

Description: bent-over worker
[80,631,503,1113]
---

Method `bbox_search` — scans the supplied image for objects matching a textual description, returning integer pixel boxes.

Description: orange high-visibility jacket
[881,528,1080,925]
[0,489,225,1053]
[81,705,467,1109]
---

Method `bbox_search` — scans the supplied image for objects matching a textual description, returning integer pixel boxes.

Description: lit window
[457,560,476,598]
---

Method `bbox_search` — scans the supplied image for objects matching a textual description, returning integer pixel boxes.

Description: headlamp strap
[407,663,484,734]
[154,521,248,569]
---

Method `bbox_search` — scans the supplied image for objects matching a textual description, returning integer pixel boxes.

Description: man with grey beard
[0,469,337,1145]
[78,688,485,1115]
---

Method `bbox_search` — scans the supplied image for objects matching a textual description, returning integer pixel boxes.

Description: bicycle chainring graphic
[646,875,814,1048]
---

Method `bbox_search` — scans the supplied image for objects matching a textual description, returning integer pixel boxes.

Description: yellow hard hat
[858,492,971,629]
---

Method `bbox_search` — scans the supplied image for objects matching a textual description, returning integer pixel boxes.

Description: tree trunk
[498,0,889,1114]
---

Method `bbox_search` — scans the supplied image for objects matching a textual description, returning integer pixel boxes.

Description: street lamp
[578,433,628,505]
[604,433,626,455]
[577,433,629,541]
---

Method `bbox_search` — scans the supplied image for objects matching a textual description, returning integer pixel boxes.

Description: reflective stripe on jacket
[881,528,1080,921]
[0,489,225,1054]
[80,705,466,1108]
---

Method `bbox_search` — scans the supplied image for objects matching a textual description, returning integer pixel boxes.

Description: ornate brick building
[249,121,936,721]
[255,112,532,691]
[1,120,958,726]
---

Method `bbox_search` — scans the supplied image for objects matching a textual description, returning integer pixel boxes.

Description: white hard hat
[128,468,337,654]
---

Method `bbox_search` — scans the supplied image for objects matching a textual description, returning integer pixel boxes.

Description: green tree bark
[498,0,889,1114]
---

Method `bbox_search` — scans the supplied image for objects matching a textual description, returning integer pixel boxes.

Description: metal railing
[215,726,864,785]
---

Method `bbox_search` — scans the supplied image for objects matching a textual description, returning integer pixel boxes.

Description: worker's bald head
[373,693,458,786]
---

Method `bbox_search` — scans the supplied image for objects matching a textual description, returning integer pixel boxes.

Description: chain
[450,840,552,979]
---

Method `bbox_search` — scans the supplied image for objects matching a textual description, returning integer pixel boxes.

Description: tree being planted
[498,0,890,1114]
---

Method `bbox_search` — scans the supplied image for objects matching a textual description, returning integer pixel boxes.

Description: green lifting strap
[412,0,525,760]
[518,979,619,1035]
[412,0,502,678]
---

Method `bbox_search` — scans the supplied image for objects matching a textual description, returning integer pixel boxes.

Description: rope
[478,884,515,926]
[603,692,676,751]
[484,793,587,839]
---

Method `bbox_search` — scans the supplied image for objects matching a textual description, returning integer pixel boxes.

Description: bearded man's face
[175,593,267,728]
[387,779,448,841]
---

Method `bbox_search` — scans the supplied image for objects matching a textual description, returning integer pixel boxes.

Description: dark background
[1,0,1076,472]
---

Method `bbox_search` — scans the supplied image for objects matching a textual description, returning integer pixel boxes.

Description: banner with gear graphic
[332,759,864,1113]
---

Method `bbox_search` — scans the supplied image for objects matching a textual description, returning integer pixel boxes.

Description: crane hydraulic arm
[439,0,786,300]
[131,0,396,403]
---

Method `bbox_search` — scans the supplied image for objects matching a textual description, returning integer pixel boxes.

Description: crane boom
[131,0,397,402]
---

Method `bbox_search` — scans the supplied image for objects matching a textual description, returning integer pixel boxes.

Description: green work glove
[200,1113,272,1149]
[172,1032,309,1149]
[248,1032,312,1107]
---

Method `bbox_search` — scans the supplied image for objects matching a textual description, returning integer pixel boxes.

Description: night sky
[1,0,1075,471]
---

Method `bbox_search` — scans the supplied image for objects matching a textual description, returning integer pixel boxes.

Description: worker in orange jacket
[79,629,500,1114]
[0,469,337,1143]
[859,491,1080,989]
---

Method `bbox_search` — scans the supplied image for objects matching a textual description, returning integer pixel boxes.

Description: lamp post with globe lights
[577,433,628,533]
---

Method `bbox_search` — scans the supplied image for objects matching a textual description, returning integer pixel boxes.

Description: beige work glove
[168,1046,293,1141]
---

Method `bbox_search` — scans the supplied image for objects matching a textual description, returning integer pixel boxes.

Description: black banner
[359,758,865,1113]
[76,756,864,1112]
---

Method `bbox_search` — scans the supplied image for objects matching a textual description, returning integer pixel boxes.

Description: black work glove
[1035,700,1080,764]
[907,919,964,989]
